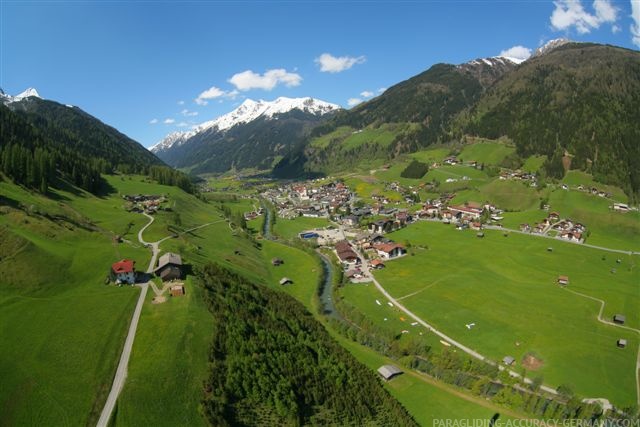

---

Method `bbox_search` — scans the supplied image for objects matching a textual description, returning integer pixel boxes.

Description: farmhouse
[557,275,569,286]
[170,284,185,297]
[373,243,406,260]
[617,339,627,348]
[449,205,482,220]
[502,356,515,366]
[370,259,385,269]
[111,259,136,284]
[377,364,403,381]
[613,314,626,324]
[335,240,360,264]
[368,219,394,234]
[155,252,182,281]
[613,203,630,212]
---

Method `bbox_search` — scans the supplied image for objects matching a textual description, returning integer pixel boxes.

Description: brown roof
[558,275,569,282]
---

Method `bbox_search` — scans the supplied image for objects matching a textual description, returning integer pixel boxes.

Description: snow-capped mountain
[532,38,571,58]
[150,97,339,153]
[1,87,42,104]
[150,96,340,174]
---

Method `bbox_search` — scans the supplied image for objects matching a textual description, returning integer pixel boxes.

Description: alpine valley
[2,32,640,427]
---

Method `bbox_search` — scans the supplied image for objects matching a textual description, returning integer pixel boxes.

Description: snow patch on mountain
[150,97,340,153]
[533,38,572,58]
[1,87,42,105]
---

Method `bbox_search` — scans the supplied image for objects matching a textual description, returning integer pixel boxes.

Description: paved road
[484,225,639,255]
[96,281,148,427]
[97,214,223,426]
[350,245,560,395]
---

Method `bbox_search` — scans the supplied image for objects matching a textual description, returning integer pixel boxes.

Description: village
[262,178,592,283]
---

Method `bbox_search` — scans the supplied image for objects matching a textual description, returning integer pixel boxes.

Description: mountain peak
[1,87,42,104]
[533,38,572,58]
[150,96,340,153]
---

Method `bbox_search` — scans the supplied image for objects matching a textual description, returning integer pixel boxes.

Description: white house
[112,259,135,284]
[373,243,406,260]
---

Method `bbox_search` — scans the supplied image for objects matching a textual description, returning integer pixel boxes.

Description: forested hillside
[275,42,640,200]
[274,59,516,177]
[199,263,418,426]
[0,101,195,194]
[463,43,640,199]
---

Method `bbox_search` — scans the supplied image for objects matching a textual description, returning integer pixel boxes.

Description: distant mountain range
[150,97,340,174]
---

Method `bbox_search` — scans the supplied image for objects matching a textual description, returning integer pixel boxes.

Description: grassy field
[374,221,639,406]
[273,216,330,240]
[459,142,515,166]
[0,179,145,426]
[258,239,527,422]
[114,276,213,426]
[522,155,546,173]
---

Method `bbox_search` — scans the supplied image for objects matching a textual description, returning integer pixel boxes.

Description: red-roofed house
[112,259,136,284]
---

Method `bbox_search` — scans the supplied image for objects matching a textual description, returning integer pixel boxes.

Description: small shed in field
[170,284,185,297]
[617,339,627,348]
[279,277,293,286]
[557,275,569,286]
[377,365,403,381]
[503,356,515,366]
[613,314,626,324]
[272,257,284,266]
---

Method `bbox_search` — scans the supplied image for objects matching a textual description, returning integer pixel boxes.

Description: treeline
[198,263,418,426]
[1,105,197,195]
[400,160,429,179]
[333,295,638,421]
[148,165,195,194]
[1,106,110,193]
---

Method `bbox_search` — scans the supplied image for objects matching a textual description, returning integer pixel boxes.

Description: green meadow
[272,216,330,240]
[114,276,213,427]
[0,179,146,426]
[459,141,515,166]
[374,222,639,406]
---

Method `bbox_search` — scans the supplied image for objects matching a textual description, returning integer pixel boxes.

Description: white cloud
[181,109,198,117]
[164,118,175,124]
[347,98,363,107]
[315,53,366,73]
[360,90,374,98]
[612,24,621,33]
[195,86,229,105]
[228,69,302,91]
[632,0,640,47]
[377,87,387,94]
[149,118,159,124]
[498,45,532,61]
[177,100,185,105]
[550,0,618,34]
[176,121,189,127]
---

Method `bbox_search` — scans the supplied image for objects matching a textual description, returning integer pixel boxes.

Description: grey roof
[502,356,515,365]
[279,277,293,285]
[377,364,403,380]
[617,339,627,346]
[156,252,182,270]
[613,314,626,322]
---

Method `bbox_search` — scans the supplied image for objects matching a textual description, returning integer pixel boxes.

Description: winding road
[97,213,221,426]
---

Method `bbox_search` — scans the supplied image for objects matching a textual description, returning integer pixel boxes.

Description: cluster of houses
[262,181,354,219]
[243,207,264,221]
[520,212,588,243]
[333,233,407,281]
[110,252,184,289]
[123,194,167,214]
[417,200,503,226]
[499,170,537,185]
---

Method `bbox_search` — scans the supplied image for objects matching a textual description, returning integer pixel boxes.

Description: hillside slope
[463,42,640,199]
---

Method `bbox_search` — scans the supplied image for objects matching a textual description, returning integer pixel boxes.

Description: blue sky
[2,1,639,147]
